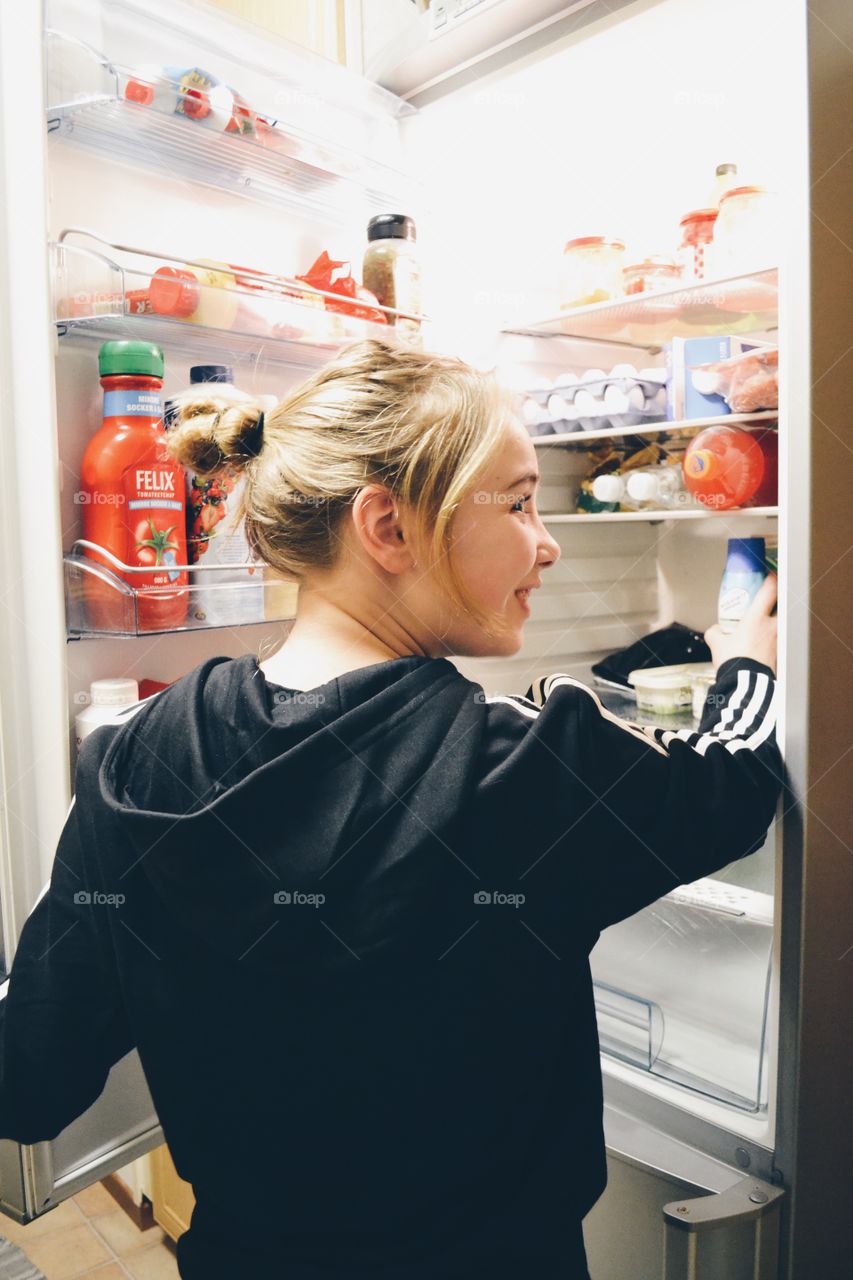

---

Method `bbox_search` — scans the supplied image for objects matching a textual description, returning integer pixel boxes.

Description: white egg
[574,390,597,413]
[610,362,638,379]
[582,368,607,383]
[521,398,542,424]
[603,386,630,414]
[639,366,667,383]
[555,371,579,387]
[547,393,571,420]
[528,375,554,392]
[625,385,646,412]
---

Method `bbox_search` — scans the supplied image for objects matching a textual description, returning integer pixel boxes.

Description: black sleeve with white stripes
[520,657,782,933]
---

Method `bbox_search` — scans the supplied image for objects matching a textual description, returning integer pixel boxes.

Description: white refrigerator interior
[0,1,850,1278]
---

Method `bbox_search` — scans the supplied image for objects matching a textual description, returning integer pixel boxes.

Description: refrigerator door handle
[662,1177,785,1280]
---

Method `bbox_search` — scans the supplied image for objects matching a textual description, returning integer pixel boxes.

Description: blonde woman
[0,341,780,1279]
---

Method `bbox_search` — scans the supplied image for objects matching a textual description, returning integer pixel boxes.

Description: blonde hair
[165,339,517,636]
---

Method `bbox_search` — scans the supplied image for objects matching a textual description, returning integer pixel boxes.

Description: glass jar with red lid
[676,209,718,281]
[560,236,625,309]
[713,186,779,276]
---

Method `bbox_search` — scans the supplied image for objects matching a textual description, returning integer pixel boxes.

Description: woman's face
[433,419,562,658]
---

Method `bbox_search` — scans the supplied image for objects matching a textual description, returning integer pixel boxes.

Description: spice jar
[560,237,625,309]
[362,214,421,337]
[623,258,683,295]
[712,186,779,277]
[676,210,718,282]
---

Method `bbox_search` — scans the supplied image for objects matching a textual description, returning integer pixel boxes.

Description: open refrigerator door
[396,1,817,1277]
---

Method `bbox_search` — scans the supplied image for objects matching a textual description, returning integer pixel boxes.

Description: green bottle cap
[98,341,165,378]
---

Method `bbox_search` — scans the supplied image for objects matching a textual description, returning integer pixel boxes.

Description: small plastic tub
[629,664,696,716]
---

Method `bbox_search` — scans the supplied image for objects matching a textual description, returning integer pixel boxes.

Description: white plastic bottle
[625,463,695,511]
[75,679,139,755]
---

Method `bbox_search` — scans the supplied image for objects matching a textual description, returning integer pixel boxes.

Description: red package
[138,678,172,700]
[296,251,387,324]
[690,346,778,413]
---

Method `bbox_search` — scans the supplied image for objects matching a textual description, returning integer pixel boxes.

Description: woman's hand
[704,572,778,675]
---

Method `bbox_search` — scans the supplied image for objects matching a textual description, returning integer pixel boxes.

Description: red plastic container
[80,341,188,631]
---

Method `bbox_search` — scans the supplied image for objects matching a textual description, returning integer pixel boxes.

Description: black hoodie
[0,653,781,1278]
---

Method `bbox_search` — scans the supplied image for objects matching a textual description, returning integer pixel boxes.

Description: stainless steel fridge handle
[663,1177,785,1280]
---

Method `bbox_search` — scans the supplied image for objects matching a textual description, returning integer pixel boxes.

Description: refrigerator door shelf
[52,237,425,371]
[45,24,417,226]
[502,269,778,351]
[64,544,299,639]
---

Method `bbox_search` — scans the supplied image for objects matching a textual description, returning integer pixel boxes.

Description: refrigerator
[0,1,850,1277]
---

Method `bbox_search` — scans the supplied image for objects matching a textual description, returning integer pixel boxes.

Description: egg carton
[522,367,668,435]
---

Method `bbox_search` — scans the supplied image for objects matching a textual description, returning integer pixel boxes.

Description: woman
[0,340,780,1278]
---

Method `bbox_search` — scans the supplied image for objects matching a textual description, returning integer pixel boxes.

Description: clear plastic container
[713,186,779,276]
[561,237,625,309]
[623,258,683,295]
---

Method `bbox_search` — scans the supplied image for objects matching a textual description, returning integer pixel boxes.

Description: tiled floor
[0,1182,179,1279]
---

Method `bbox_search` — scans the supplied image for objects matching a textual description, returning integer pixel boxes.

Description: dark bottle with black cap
[362,214,421,337]
[165,363,265,627]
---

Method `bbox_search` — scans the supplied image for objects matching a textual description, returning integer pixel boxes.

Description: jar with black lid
[362,214,421,337]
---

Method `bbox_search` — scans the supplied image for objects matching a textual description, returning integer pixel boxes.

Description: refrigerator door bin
[52,233,425,360]
[591,876,775,1112]
[64,541,298,638]
[594,983,665,1072]
[44,10,417,224]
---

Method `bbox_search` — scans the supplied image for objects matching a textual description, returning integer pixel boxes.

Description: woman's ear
[351,487,417,574]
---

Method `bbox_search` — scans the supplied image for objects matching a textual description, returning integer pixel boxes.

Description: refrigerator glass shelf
[503,269,778,350]
[64,542,299,639]
[52,234,424,370]
[541,506,778,524]
[530,412,778,450]
[45,25,417,225]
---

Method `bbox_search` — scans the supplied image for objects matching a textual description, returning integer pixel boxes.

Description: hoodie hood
[96,654,483,970]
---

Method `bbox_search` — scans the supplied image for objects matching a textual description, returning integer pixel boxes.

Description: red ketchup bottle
[80,341,188,632]
[682,425,778,510]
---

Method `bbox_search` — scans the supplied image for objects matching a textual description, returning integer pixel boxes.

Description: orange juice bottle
[80,341,188,632]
